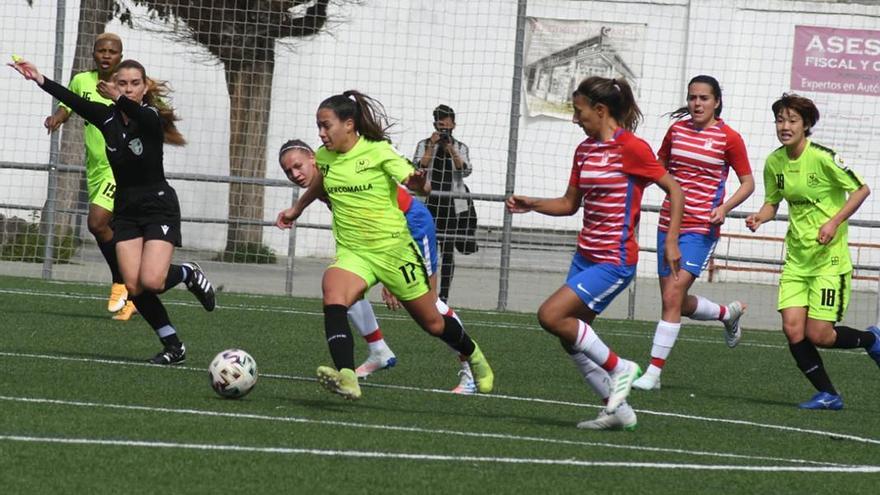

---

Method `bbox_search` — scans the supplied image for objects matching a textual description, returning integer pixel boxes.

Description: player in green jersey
[746,93,880,410]
[44,33,135,320]
[277,139,477,393]
[276,90,494,400]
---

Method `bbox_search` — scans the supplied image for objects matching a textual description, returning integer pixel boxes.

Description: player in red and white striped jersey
[633,75,755,392]
[507,76,684,430]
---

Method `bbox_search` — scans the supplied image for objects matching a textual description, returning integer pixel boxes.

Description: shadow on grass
[275,388,585,429]
[1,307,111,322]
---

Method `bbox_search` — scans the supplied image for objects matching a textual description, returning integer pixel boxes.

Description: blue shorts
[565,252,636,314]
[657,230,718,278]
[405,199,438,276]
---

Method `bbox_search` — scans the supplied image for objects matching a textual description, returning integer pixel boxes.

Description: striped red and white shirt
[657,119,751,236]
[568,129,667,266]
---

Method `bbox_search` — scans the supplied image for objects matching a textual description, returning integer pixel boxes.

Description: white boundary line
[2,434,879,473]
[0,287,865,353]
[3,350,880,446]
[0,394,851,467]
[0,286,870,354]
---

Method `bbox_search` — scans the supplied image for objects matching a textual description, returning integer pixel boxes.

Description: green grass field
[0,275,877,493]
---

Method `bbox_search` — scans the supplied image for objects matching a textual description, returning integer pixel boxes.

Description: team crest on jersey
[128,138,143,156]
[318,163,330,177]
[600,151,610,166]
[703,138,714,150]
[355,159,371,173]
[808,173,819,187]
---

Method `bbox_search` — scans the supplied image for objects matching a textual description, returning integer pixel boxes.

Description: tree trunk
[223,58,274,257]
[46,0,114,240]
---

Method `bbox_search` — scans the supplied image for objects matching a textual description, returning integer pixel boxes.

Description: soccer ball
[209,349,258,399]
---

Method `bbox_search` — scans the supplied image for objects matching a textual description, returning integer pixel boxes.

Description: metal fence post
[876,269,880,328]
[41,0,67,280]
[284,187,300,296]
[497,0,527,311]
[627,224,639,320]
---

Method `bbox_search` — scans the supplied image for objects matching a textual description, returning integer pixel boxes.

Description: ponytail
[573,76,642,132]
[318,90,394,143]
[115,59,186,146]
[145,77,186,146]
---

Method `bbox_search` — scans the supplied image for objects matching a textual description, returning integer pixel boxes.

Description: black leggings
[438,238,455,302]
[427,198,458,303]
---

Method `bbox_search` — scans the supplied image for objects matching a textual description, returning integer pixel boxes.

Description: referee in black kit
[10,56,216,365]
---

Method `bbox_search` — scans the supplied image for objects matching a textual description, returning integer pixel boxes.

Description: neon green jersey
[58,71,113,174]
[763,141,865,276]
[316,137,415,251]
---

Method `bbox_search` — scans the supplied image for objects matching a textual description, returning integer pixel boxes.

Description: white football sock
[568,351,610,400]
[689,295,723,321]
[572,319,612,366]
[650,320,681,361]
[644,364,663,377]
[348,299,389,352]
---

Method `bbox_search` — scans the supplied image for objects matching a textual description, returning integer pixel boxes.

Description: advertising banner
[791,25,880,96]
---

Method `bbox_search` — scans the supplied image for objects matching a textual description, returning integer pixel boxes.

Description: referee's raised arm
[10,58,112,128]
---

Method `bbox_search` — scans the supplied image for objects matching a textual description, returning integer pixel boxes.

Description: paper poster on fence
[523,17,646,120]
[791,25,880,96]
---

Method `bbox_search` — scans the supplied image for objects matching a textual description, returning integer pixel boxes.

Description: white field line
[0,395,850,468]
[1,434,879,473]
[2,349,880,447]
[0,287,863,353]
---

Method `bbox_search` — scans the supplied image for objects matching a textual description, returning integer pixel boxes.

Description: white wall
[2,0,879,281]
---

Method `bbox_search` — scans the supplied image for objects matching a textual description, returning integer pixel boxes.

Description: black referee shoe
[149,343,186,365]
[183,262,216,312]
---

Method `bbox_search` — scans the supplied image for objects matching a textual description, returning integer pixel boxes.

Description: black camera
[436,128,451,143]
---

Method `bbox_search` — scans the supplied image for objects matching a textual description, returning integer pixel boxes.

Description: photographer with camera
[413,104,473,303]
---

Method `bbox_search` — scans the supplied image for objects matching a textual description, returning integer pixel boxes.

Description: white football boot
[355,347,397,378]
[577,403,637,431]
[723,301,745,348]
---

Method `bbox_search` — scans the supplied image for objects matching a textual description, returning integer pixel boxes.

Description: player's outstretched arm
[710,173,755,225]
[115,95,163,134]
[818,184,870,244]
[381,286,402,311]
[8,56,44,85]
[44,107,70,134]
[506,185,582,216]
[655,173,683,277]
[402,168,427,193]
[10,58,110,128]
[276,170,324,229]
[745,203,779,232]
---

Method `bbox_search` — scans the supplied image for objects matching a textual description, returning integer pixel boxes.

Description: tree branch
[130,0,332,65]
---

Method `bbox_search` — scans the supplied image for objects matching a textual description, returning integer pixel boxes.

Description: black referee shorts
[112,182,183,247]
